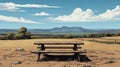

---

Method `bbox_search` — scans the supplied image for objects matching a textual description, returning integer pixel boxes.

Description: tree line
[0,27,120,39]
[66,33,120,38]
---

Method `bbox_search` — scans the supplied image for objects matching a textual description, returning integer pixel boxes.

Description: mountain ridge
[0,26,120,35]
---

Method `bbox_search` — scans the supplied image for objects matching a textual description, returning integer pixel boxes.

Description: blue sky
[0,0,120,29]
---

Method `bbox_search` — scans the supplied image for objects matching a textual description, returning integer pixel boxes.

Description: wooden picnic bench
[31,41,87,61]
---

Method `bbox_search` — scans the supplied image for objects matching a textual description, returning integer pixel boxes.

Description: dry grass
[102,36,120,39]
[0,37,120,67]
[0,38,120,51]
[0,39,80,50]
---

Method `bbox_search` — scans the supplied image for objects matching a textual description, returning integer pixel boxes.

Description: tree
[15,27,31,39]
[18,27,27,34]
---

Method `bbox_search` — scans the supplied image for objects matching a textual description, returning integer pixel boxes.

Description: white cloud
[98,5,120,21]
[33,12,51,16]
[0,2,60,12]
[54,5,120,22]
[0,15,37,23]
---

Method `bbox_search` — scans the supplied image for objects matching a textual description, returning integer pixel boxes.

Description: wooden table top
[34,41,84,45]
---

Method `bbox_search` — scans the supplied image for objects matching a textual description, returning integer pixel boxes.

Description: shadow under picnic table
[40,54,91,62]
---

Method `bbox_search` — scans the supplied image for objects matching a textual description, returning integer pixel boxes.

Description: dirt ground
[0,38,120,67]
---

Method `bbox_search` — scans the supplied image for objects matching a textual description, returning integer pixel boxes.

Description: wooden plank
[44,53,74,56]
[37,46,81,49]
[34,42,84,45]
[44,53,85,56]
[31,50,87,53]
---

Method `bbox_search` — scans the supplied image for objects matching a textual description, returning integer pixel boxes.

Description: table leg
[37,53,41,61]
[77,53,80,61]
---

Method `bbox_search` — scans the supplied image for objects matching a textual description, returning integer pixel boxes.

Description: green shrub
[104,33,112,37]
[64,33,73,38]
[15,33,26,39]
[26,32,31,39]
[6,32,15,40]
[114,33,120,36]
[0,36,7,40]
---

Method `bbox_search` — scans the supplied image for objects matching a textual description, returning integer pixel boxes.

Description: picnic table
[31,41,86,61]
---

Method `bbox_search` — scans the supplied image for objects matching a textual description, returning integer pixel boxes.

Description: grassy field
[0,38,120,51]
[0,37,120,67]
[84,36,120,44]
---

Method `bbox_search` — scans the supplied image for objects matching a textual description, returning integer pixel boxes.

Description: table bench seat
[37,46,82,49]
[31,50,87,53]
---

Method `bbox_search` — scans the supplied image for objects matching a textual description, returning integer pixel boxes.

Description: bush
[64,33,73,38]
[87,34,94,38]
[114,33,120,36]
[104,33,112,37]
[6,32,15,40]
[26,32,31,39]
[15,33,26,39]
[81,34,87,38]
[0,36,7,40]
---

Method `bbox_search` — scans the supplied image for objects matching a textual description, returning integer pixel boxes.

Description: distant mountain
[0,29,17,34]
[28,26,96,35]
[0,27,120,35]
[49,26,93,32]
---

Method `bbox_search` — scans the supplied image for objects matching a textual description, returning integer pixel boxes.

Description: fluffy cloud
[0,2,60,12]
[98,5,120,20]
[54,5,120,22]
[33,12,51,16]
[0,15,37,23]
